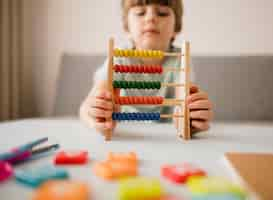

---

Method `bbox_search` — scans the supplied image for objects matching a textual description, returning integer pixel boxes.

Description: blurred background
[1,0,273,121]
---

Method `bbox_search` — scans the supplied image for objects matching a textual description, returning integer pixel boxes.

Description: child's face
[127,4,176,51]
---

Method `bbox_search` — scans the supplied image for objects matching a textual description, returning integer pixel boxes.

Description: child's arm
[79,80,120,136]
[174,84,213,134]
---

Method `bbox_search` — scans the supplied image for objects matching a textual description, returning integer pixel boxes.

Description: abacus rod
[164,67,184,72]
[164,52,183,57]
[162,83,185,87]
[160,114,184,118]
[162,99,184,106]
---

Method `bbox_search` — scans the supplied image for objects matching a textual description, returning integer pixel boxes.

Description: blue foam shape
[191,194,245,200]
[15,164,69,187]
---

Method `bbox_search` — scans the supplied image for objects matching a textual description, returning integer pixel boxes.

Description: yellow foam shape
[118,177,164,200]
[187,176,246,198]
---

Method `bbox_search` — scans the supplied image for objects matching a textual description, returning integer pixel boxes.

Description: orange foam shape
[107,152,138,165]
[32,180,89,200]
[93,160,137,180]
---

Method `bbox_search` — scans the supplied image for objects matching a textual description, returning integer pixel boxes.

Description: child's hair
[121,0,183,33]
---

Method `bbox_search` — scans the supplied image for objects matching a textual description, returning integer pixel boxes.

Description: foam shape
[107,152,138,165]
[32,180,89,200]
[160,195,185,200]
[118,177,164,200]
[187,176,246,199]
[93,160,137,180]
[161,163,206,184]
[0,161,13,182]
[15,165,69,187]
[191,194,244,200]
[54,151,88,165]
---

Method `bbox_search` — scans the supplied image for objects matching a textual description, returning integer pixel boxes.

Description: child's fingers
[188,100,213,110]
[190,110,213,121]
[90,98,113,110]
[189,84,199,94]
[187,92,208,104]
[96,117,116,130]
[88,108,112,118]
[191,120,210,131]
[94,90,112,100]
[94,120,114,131]
[95,117,106,122]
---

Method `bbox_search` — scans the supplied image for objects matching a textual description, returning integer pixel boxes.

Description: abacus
[106,38,191,141]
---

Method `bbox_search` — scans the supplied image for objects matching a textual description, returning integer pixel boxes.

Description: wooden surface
[224,152,273,200]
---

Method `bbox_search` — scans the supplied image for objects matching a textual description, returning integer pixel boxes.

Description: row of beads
[114,65,163,74]
[112,112,160,121]
[113,81,161,89]
[115,96,164,105]
[114,49,164,59]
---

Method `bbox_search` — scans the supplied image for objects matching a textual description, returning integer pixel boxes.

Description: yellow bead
[147,50,152,57]
[133,50,138,57]
[157,51,163,58]
[123,50,128,57]
[114,49,119,57]
[143,50,148,57]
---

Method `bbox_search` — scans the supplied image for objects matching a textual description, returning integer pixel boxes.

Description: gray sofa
[54,53,273,121]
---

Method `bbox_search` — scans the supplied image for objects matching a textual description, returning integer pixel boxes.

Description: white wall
[22,0,273,117]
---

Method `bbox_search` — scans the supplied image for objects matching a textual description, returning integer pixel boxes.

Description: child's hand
[174,84,213,134]
[89,90,116,130]
[187,84,213,133]
[80,88,120,135]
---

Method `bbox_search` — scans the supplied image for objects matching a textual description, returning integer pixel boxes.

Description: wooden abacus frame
[106,38,191,141]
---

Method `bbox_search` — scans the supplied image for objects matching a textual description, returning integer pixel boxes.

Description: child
[79,0,213,137]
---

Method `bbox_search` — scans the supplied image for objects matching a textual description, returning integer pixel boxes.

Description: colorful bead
[113,81,161,89]
[112,112,161,121]
[114,65,163,74]
[114,49,164,58]
[115,96,164,105]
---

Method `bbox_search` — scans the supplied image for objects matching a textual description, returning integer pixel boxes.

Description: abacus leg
[182,106,191,140]
[105,130,112,141]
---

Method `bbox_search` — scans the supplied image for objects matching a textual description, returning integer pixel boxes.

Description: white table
[0,118,273,199]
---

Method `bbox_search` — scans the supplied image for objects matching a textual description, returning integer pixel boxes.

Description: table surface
[0,118,273,199]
